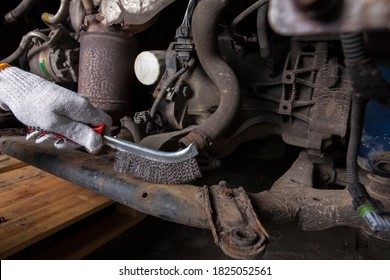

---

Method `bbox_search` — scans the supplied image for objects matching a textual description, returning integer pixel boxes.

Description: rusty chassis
[0,136,368,259]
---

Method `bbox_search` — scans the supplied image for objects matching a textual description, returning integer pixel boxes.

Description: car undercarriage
[1,0,390,259]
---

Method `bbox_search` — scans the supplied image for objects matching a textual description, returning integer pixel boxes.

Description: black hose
[346,98,372,208]
[341,33,367,184]
[340,33,367,63]
[341,33,390,104]
[341,33,370,205]
[3,0,36,24]
[181,0,241,151]
[346,99,366,184]
[256,2,270,58]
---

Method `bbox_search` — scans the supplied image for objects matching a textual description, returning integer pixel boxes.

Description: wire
[150,65,189,119]
[181,0,198,27]
[0,31,49,64]
[229,0,269,39]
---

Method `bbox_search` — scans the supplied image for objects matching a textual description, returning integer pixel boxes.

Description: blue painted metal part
[378,64,390,84]
[359,64,390,171]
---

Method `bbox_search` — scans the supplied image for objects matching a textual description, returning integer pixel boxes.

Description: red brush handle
[27,126,65,138]
[92,124,106,135]
[28,124,106,138]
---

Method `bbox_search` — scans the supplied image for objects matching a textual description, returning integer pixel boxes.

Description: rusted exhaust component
[78,23,137,123]
[181,0,240,151]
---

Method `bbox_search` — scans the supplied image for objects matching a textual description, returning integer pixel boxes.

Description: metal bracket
[204,181,269,259]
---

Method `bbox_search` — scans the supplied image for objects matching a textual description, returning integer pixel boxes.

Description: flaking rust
[204,182,268,259]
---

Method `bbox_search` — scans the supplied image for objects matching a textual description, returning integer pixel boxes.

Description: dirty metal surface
[0,137,382,257]
[78,22,138,122]
[279,40,351,151]
[98,0,175,26]
[269,0,390,36]
[249,152,362,231]
[204,183,268,259]
[0,137,209,230]
[0,137,366,230]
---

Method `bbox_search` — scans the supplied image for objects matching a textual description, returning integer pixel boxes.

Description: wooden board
[0,154,145,259]
[33,207,145,260]
[0,154,28,173]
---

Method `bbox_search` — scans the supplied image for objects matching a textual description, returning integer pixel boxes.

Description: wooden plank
[0,179,84,222]
[0,155,114,259]
[0,156,27,173]
[33,207,146,259]
[0,165,44,188]
[0,190,112,258]
[0,174,73,207]
[0,154,9,162]
[0,156,143,259]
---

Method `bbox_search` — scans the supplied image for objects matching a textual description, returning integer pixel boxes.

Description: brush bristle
[114,151,202,184]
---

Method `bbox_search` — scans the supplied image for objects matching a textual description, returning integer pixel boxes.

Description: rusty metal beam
[0,137,371,257]
[0,136,273,259]
[0,137,210,229]
[249,151,361,231]
[0,136,364,232]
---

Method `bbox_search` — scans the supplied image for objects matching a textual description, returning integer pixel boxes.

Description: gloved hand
[0,64,112,153]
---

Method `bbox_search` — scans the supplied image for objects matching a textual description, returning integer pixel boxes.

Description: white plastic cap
[134,51,166,86]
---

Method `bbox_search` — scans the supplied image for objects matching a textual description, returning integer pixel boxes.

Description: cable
[256,2,270,58]
[341,33,368,185]
[346,99,366,184]
[150,65,190,119]
[341,33,390,231]
[148,0,198,120]
[0,31,49,64]
[181,0,198,27]
[229,0,269,39]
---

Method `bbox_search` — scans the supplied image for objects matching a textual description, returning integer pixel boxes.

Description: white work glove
[0,65,112,153]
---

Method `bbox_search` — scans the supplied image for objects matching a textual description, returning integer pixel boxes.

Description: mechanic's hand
[0,64,112,153]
